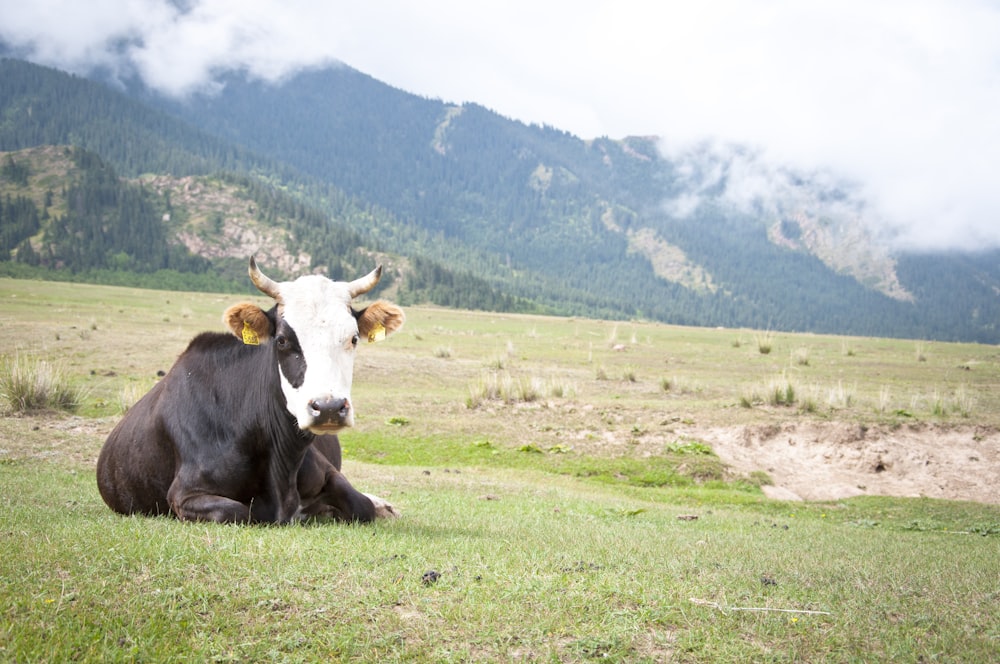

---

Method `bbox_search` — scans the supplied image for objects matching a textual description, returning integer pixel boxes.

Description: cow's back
[96,379,176,515]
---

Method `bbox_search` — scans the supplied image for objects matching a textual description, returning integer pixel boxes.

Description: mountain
[0,60,520,308]
[0,144,522,311]
[1,57,998,342]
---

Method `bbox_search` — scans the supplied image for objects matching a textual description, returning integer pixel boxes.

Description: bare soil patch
[687,422,1000,504]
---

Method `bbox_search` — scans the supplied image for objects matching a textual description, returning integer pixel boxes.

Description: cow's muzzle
[307,397,352,429]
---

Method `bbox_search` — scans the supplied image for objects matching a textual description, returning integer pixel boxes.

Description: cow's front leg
[168,492,252,523]
[297,447,398,522]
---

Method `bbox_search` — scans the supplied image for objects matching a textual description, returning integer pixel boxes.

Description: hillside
[1,57,998,342]
[0,145,526,311]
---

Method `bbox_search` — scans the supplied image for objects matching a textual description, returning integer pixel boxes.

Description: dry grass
[4,277,1000,452]
[0,352,82,414]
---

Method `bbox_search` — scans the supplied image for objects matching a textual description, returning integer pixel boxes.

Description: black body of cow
[96,318,377,524]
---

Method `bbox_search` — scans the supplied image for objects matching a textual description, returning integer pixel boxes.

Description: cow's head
[223,257,404,434]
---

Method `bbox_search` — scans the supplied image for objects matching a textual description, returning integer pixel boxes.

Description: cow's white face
[224,259,404,435]
[275,275,361,432]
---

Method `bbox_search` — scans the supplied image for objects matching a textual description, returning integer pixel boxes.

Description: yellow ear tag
[242,320,260,346]
[367,322,386,344]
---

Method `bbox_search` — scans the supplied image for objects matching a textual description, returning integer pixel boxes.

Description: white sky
[2,0,999,251]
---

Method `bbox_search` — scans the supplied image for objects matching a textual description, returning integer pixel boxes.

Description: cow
[96,256,405,524]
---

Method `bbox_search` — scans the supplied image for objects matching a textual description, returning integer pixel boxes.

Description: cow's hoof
[365,493,400,519]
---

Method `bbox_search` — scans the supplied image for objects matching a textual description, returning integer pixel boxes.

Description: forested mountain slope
[0,145,525,310]
[145,65,1000,342]
[1,58,997,342]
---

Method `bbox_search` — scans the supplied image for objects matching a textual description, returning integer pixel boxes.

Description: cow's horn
[248,256,282,302]
[347,264,383,298]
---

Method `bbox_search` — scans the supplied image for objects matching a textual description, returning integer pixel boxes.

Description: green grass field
[1,277,998,662]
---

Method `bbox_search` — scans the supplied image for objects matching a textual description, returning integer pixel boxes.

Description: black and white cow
[96,257,405,524]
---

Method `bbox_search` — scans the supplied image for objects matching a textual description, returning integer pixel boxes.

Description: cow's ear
[356,300,405,344]
[223,303,273,345]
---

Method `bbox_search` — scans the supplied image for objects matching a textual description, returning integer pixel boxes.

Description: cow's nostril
[309,397,350,423]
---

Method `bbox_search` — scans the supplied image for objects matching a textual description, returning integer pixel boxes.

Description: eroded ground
[689,422,1000,503]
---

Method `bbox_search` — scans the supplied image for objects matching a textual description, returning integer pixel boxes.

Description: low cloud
[660,136,999,253]
[0,0,349,95]
[2,0,998,251]
[660,140,888,246]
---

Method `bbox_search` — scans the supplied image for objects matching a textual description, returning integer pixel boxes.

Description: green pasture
[1,277,998,662]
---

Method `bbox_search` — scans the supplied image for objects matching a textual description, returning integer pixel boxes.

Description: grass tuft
[877,385,892,414]
[827,380,854,409]
[793,347,810,366]
[769,380,796,406]
[757,373,797,406]
[755,330,774,354]
[953,384,975,417]
[0,353,82,414]
[116,382,147,415]
[466,372,551,407]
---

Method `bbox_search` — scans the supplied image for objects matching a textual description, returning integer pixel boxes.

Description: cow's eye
[351,334,360,347]
[275,335,289,350]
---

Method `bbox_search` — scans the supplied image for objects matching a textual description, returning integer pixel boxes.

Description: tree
[1,155,30,186]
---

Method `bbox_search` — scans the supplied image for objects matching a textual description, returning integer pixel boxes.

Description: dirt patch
[687,422,1000,504]
[0,414,109,468]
